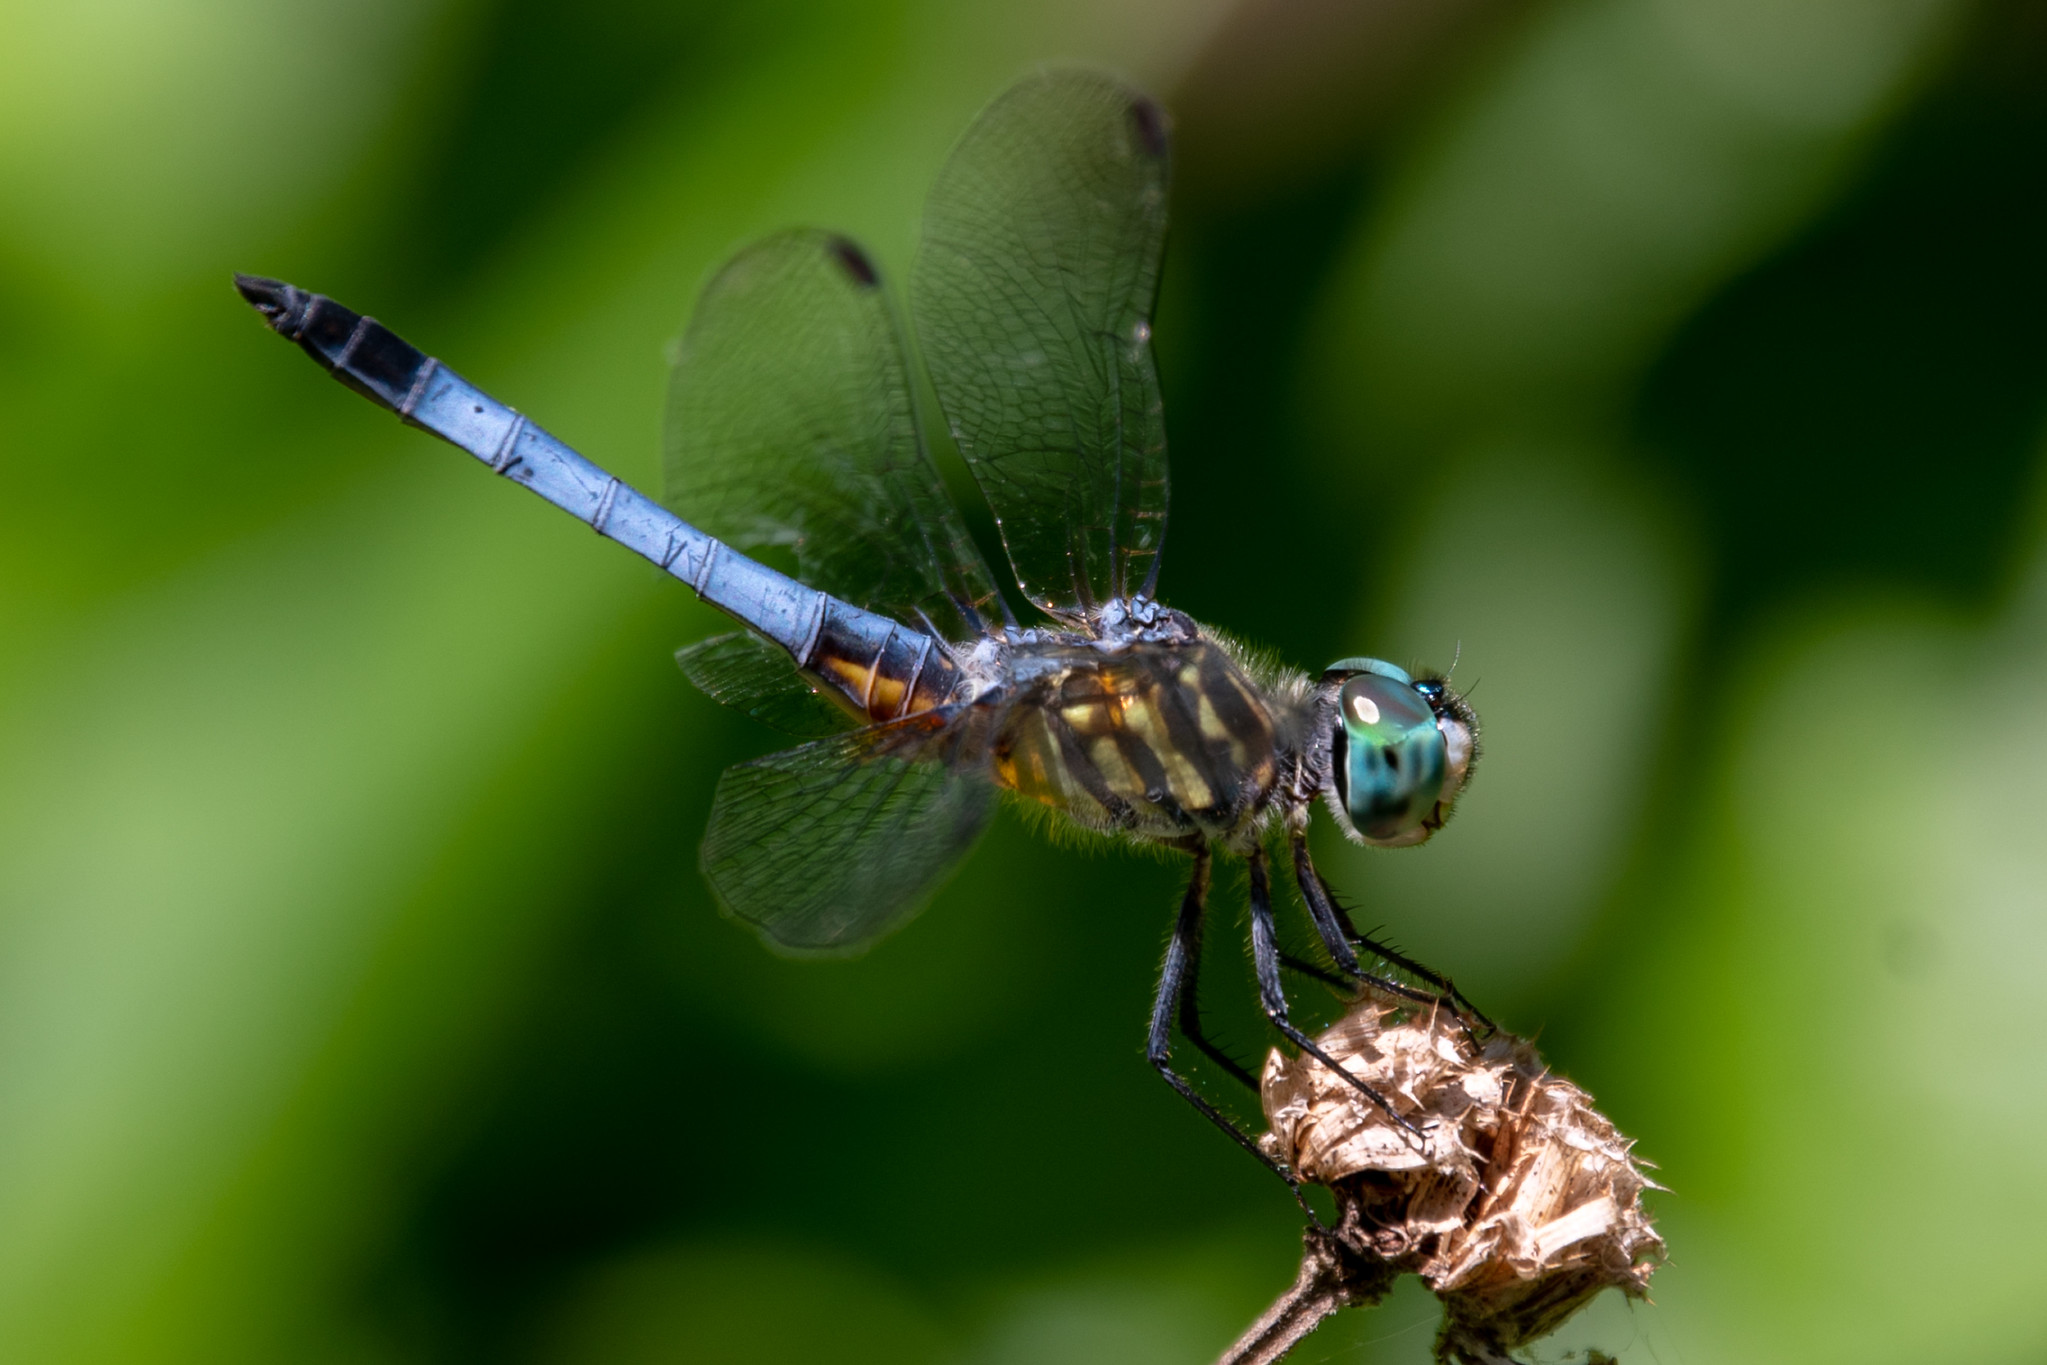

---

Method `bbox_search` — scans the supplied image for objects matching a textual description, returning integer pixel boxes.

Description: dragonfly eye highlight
[1322,660,1477,848]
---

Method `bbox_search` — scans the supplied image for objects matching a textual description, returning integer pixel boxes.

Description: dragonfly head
[1318,658,1478,847]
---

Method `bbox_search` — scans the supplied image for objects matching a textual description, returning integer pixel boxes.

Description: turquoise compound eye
[1332,672,1447,844]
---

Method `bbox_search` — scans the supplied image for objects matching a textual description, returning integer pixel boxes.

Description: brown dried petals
[1258,1002,1662,1362]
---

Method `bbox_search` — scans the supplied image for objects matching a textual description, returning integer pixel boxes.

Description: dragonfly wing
[664,228,1002,643]
[914,69,1172,616]
[699,708,995,953]
[676,632,859,738]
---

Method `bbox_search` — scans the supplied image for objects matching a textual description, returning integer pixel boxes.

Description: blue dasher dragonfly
[237,69,1482,1198]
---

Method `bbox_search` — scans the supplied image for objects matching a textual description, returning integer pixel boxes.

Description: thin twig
[1216,1226,1398,1365]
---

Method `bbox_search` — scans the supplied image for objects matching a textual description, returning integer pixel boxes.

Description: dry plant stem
[1217,1226,1399,1365]
[1225,996,1663,1364]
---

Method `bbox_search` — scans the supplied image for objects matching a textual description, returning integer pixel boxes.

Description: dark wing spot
[827,236,880,288]
[1127,96,1170,160]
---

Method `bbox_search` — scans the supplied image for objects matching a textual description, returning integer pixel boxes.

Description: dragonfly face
[236,67,1491,1206]
[1322,659,1478,848]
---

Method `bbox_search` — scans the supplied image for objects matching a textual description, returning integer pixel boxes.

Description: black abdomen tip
[234,273,308,335]
[233,275,424,413]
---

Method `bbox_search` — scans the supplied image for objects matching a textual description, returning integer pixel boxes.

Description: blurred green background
[3,1,2045,1361]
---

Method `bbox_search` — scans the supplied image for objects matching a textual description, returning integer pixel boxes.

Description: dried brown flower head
[1223,998,1662,1365]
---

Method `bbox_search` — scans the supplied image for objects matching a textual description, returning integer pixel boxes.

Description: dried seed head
[1257,1000,1663,1364]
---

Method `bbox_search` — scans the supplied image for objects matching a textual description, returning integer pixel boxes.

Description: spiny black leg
[1249,846,1423,1138]
[1148,841,1315,1215]
[1287,834,1450,1012]
[1291,835,1363,978]
[1287,852,1437,1008]
[1291,832,1495,1033]
[1170,864,1260,1093]
[1287,833,1427,1003]
[1278,951,1351,993]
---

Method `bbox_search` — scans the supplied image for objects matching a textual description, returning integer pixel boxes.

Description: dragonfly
[236,69,1483,1197]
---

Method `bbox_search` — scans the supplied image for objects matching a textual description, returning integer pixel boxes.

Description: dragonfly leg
[1169,869,1260,1095]
[1285,835,1449,1008]
[1148,840,1317,1216]
[1290,833,1495,1035]
[1249,846,1424,1140]
[1276,951,1352,993]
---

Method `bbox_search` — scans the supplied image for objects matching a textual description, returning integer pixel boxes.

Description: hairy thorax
[965,602,1308,847]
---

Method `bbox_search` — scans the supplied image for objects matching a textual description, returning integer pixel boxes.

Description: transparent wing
[700,708,995,953]
[664,228,1002,642]
[676,632,858,738]
[913,68,1172,616]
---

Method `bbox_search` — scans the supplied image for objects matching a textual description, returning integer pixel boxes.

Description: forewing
[676,632,858,738]
[913,69,1172,616]
[699,710,994,953]
[664,228,1001,640]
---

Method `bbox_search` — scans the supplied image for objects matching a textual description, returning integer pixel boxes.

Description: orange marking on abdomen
[817,653,873,694]
[865,673,906,718]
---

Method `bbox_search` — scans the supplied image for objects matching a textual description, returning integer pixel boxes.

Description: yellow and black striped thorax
[992,640,1282,839]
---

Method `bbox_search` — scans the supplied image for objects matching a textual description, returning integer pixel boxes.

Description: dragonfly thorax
[982,621,1298,847]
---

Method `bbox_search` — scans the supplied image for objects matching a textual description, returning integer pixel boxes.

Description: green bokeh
[2,1,2043,1361]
